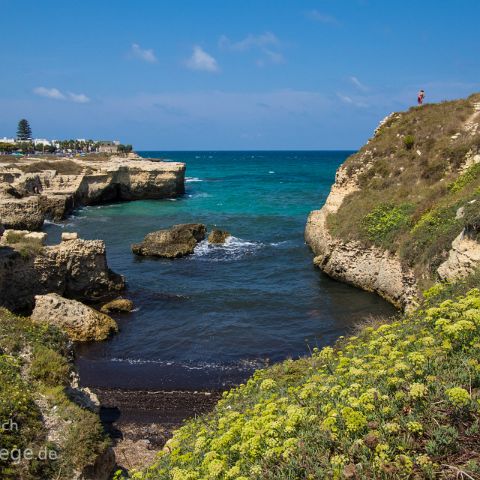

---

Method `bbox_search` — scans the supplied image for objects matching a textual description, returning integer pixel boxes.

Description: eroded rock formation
[305,161,419,309]
[0,154,186,230]
[0,236,124,312]
[32,293,118,341]
[132,223,206,258]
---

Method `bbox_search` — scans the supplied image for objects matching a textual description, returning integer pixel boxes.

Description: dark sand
[95,388,223,472]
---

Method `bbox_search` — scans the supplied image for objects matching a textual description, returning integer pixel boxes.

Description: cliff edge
[306,93,480,308]
[0,153,185,230]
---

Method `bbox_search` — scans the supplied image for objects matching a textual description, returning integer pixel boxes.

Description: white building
[33,138,52,147]
[0,137,16,144]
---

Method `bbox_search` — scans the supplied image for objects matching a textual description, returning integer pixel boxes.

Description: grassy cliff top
[328,93,480,289]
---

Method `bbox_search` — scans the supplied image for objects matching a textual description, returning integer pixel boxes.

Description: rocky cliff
[0,153,185,230]
[0,234,124,312]
[306,94,480,309]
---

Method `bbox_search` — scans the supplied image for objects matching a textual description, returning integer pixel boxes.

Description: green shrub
[362,203,412,247]
[449,162,480,193]
[403,135,415,150]
[29,345,70,386]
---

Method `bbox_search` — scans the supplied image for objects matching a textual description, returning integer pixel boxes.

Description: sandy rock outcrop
[132,223,206,258]
[0,237,124,312]
[0,154,185,230]
[305,152,419,310]
[208,229,231,244]
[438,230,480,281]
[0,196,44,230]
[32,293,118,341]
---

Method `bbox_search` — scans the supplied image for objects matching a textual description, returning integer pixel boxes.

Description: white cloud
[185,46,219,72]
[33,86,66,100]
[307,10,339,25]
[349,76,368,91]
[129,43,157,63]
[337,93,368,108]
[219,32,284,66]
[33,86,90,103]
[219,32,279,51]
[68,92,90,103]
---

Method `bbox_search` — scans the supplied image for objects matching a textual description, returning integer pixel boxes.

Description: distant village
[0,119,133,155]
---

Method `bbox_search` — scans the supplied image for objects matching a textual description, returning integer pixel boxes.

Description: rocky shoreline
[0,153,185,230]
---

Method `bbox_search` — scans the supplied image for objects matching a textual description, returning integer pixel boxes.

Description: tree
[17,119,32,140]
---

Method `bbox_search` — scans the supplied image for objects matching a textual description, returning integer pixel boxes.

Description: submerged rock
[31,293,118,342]
[208,229,231,244]
[132,223,206,258]
[100,297,134,313]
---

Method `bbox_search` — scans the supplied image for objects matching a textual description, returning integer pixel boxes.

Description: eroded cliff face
[305,156,419,309]
[0,154,186,230]
[306,94,480,309]
[0,237,124,312]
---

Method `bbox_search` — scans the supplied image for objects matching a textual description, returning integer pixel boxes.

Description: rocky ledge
[305,162,419,309]
[0,230,124,312]
[0,153,186,230]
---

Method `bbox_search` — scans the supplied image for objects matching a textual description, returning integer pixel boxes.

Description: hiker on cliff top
[417,89,425,105]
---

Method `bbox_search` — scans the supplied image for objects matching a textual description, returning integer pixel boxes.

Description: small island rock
[31,293,118,342]
[132,223,206,258]
[100,297,134,314]
[208,229,231,244]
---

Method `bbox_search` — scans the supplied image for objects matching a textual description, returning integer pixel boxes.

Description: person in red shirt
[417,89,425,105]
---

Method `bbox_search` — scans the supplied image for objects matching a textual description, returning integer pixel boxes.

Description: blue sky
[1,0,479,150]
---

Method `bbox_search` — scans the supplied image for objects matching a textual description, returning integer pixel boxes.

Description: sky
[1,0,479,150]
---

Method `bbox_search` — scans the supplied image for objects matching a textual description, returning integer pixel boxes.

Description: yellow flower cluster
[136,288,480,480]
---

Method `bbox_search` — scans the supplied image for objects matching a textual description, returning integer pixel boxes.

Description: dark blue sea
[44,151,396,390]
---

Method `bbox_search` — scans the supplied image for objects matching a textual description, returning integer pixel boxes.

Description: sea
[44,151,396,390]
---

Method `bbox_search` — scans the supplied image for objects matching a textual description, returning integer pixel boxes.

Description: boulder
[61,231,78,241]
[100,297,134,314]
[31,293,118,342]
[0,238,125,313]
[132,223,206,258]
[208,229,231,244]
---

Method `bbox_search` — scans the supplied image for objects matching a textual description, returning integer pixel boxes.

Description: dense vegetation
[0,309,110,479]
[328,93,480,289]
[132,278,480,479]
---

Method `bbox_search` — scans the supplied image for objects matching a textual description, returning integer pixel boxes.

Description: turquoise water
[45,151,396,389]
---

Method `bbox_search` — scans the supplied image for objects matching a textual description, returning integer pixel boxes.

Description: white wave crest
[193,236,263,261]
[186,177,203,183]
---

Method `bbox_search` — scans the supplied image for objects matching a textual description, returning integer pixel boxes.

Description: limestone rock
[305,142,419,310]
[100,297,134,313]
[438,230,480,281]
[31,293,118,341]
[208,229,231,244]
[0,155,186,230]
[62,231,78,241]
[0,238,124,313]
[0,196,44,230]
[132,223,206,258]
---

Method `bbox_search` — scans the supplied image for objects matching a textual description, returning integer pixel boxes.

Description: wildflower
[384,422,400,434]
[445,387,470,408]
[406,421,423,435]
[409,382,428,399]
[260,379,277,391]
[341,407,367,433]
